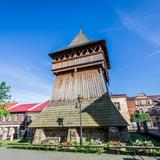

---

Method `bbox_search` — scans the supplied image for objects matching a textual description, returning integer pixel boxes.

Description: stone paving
[0,148,159,160]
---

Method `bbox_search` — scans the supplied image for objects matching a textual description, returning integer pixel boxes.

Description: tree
[131,113,151,123]
[0,82,11,116]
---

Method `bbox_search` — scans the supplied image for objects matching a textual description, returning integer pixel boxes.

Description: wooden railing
[8,143,103,148]
[109,146,160,149]
[7,143,160,149]
[2,143,160,155]
[108,145,160,155]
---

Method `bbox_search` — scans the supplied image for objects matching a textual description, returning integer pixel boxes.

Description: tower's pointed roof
[69,29,90,47]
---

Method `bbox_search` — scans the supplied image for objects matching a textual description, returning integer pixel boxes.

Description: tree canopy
[0,81,11,116]
[131,113,151,122]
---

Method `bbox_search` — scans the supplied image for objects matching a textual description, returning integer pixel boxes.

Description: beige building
[111,94,131,127]
[135,93,154,113]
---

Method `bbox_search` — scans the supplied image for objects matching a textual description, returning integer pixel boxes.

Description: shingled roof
[69,29,90,47]
[30,94,128,128]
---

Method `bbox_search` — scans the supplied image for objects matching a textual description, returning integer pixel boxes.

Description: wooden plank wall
[52,68,107,101]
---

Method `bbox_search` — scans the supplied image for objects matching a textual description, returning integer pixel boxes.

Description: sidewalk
[0,148,159,160]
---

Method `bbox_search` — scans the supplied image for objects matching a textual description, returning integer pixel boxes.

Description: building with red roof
[0,101,49,141]
[8,103,38,113]
[5,102,18,109]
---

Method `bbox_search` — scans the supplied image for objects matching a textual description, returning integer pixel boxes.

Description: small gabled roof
[69,29,90,47]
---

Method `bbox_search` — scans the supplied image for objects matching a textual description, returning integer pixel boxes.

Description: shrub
[41,138,59,145]
[132,139,154,147]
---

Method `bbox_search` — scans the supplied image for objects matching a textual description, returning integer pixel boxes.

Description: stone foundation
[82,128,107,141]
[32,128,46,144]
[32,126,129,144]
[67,128,79,142]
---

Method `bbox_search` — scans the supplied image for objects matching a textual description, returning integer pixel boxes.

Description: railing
[8,143,104,153]
[108,145,160,155]
[2,143,160,155]
[109,145,160,150]
[7,143,160,149]
[8,143,103,148]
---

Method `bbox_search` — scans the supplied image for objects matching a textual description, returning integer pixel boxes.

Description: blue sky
[0,0,160,103]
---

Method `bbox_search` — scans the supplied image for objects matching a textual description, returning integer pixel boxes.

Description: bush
[41,138,59,145]
[132,139,154,147]
[131,113,151,122]
[129,133,160,147]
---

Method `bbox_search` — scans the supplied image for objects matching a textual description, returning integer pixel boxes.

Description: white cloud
[11,89,50,103]
[0,62,51,90]
[118,4,160,46]
[145,50,160,58]
[0,62,53,103]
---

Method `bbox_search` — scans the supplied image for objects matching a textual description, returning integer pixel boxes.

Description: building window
[7,115,11,122]
[157,108,160,114]
[2,116,6,122]
[14,115,18,121]
[136,100,141,105]
[114,102,121,110]
[139,108,144,113]
[148,108,151,113]
[21,115,24,121]
[146,100,150,105]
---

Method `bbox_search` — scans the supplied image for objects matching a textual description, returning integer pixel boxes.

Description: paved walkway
[0,148,159,160]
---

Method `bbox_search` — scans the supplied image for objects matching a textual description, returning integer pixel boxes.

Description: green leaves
[0,81,11,116]
[0,81,11,105]
[131,113,151,122]
[0,109,10,116]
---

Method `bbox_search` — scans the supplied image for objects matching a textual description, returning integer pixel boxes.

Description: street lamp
[77,95,83,145]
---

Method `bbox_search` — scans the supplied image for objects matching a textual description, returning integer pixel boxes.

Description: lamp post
[77,95,83,145]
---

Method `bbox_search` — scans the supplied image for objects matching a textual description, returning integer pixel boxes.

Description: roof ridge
[69,29,90,47]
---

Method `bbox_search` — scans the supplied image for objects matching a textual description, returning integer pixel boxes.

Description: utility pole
[77,95,83,145]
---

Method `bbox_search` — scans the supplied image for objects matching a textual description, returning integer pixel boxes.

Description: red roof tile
[28,101,49,112]
[5,103,18,109]
[8,103,38,113]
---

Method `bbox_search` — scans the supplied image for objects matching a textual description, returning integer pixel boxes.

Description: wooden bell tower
[31,30,129,144]
[49,29,110,101]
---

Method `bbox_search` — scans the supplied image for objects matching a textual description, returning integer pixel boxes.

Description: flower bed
[1,134,160,156]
